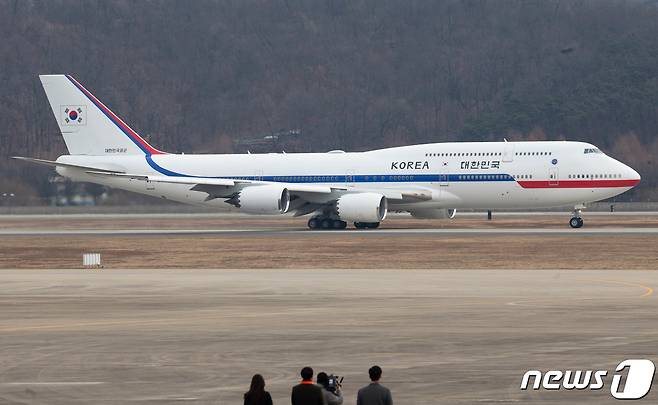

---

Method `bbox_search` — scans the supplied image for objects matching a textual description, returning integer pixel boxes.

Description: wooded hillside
[1,0,656,203]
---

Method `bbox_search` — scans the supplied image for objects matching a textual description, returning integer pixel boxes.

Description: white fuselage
[57,140,640,211]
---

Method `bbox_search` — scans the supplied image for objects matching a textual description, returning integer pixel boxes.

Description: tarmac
[2,227,658,236]
[1,269,657,404]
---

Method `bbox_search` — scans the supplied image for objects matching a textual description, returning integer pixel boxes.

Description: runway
[0,269,657,404]
[2,227,658,236]
[1,214,657,269]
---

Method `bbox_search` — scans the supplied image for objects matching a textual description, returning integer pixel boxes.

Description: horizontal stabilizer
[12,156,122,173]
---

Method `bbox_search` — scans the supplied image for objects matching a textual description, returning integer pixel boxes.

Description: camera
[325,374,343,393]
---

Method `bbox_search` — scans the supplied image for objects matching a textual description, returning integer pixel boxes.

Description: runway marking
[2,382,105,386]
[138,397,200,401]
[0,308,317,333]
[0,317,218,333]
[593,279,654,298]
[506,278,654,306]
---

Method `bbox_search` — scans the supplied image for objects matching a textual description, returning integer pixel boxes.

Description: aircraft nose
[624,163,641,186]
[632,168,641,181]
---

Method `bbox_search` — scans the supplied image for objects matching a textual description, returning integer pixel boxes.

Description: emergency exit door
[548,168,559,186]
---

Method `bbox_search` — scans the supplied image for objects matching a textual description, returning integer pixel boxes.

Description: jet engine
[336,193,388,222]
[228,185,290,214]
[409,208,457,219]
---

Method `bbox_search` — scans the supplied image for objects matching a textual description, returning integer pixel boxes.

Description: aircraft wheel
[577,218,584,228]
[320,218,332,229]
[308,218,319,229]
[333,219,347,229]
[569,217,581,228]
[354,222,367,229]
[366,222,380,229]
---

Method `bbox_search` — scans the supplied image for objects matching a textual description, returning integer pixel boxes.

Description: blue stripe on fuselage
[145,156,514,183]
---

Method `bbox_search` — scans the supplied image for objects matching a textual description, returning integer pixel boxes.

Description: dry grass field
[1,214,657,269]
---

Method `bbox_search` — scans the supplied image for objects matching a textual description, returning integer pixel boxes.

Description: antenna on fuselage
[504,138,508,142]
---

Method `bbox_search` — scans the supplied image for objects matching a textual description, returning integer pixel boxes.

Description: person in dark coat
[291,367,326,405]
[356,366,393,405]
[244,374,273,405]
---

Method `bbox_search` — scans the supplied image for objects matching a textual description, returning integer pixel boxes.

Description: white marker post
[82,253,102,269]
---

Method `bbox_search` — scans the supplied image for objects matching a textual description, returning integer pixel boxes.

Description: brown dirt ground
[0,215,657,269]
[1,214,658,229]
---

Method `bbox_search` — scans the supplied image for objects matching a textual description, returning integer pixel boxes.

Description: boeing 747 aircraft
[15,75,641,229]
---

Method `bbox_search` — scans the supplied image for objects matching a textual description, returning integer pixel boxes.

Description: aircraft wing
[84,170,342,194]
[85,170,430,201]
[14,157,430,208]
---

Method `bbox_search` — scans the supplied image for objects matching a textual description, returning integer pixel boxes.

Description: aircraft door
[503,143,515,162]
[345,170,355,187]
[254,169,263,181]
[439,174,449,187]
[549,168,559,186]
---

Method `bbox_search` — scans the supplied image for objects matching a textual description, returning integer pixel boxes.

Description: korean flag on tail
[61,105,86,125]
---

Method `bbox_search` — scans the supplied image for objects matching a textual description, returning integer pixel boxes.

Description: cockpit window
[584,148,602,154]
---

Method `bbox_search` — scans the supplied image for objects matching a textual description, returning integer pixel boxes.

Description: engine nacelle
[409,208,457,219]
[231,185,290,214]
[336,193,388,222]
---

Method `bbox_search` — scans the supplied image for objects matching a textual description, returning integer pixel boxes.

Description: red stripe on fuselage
[518,179,640,188]
[67,75,166,155]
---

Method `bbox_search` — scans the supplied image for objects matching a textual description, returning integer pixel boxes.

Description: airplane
[14,75,641,229]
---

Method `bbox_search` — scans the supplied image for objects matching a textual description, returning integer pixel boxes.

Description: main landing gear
[354,222,380,229]
[569,206,584,228]
[306,216,381,230]
[307,216,347,230]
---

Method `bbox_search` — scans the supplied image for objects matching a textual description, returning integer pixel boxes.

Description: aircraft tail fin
[39,75,166,156]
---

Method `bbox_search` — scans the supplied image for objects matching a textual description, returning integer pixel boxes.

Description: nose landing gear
[569,217,584,228]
